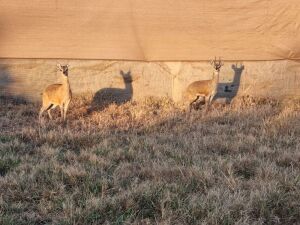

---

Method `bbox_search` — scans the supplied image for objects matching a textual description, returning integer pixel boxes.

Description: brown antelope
[39,64,72,122]
[183,57,224,111]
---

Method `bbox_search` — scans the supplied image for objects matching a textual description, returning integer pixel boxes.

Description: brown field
[0,95,299,225]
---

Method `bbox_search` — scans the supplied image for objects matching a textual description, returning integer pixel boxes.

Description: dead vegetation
[0,95,299,225]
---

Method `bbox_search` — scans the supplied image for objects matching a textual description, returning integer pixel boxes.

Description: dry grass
[0,95,299,225]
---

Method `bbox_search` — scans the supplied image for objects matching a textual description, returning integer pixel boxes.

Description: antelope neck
[213,70,219,82]
[61,74,70,87]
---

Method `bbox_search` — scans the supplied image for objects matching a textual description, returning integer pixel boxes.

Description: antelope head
[210,57,224,72]
[57,64,69,76]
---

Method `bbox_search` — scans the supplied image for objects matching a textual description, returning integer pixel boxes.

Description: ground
[0,95,299,225]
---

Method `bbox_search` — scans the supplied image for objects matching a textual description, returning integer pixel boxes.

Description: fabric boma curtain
[0,0,299,60]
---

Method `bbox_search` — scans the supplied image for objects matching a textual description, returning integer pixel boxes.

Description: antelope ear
[57,64,62,70]
[66,64,69,68]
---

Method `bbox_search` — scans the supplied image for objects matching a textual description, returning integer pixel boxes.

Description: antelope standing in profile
[183,57,224,111]
[39,64,72,122]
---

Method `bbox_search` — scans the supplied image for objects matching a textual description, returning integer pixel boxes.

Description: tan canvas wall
[0,0,300,61]
[0,59,299,103]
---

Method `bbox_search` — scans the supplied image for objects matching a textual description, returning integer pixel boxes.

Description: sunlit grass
[0,95,299,224]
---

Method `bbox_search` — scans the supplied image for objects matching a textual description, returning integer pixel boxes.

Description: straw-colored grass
[0,95,299,225]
